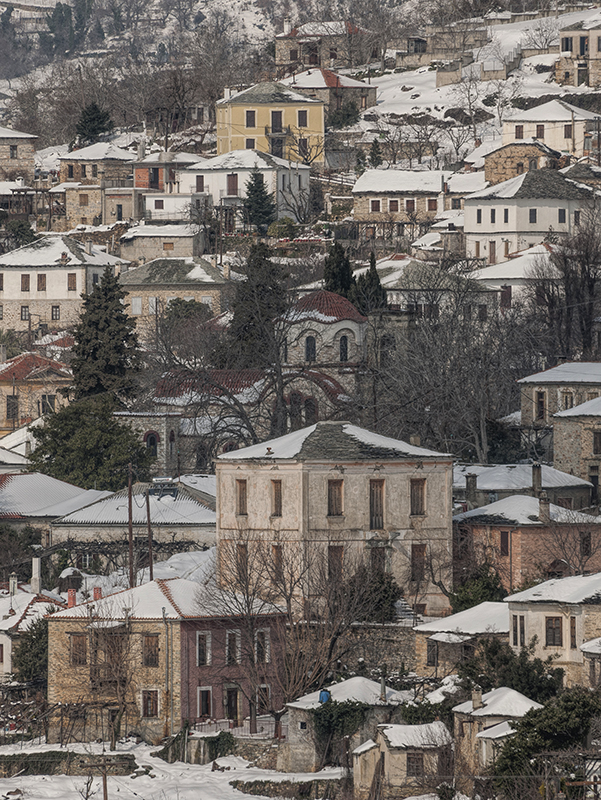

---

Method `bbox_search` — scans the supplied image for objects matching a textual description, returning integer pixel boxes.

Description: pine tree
[243,169,276,234]
[12,617,49,686]
[355,149,367,176]
[323,242,356,299]
[353,251,388,314]
[369,139,383,168]
[75,102,113,145]
[70,266,141,400]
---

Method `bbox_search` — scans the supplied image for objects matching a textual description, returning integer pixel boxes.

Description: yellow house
[216,82,326,165]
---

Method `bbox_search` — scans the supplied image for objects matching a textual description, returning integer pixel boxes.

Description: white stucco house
[502,99,597,157]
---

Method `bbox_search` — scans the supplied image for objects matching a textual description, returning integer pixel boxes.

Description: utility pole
[128,463,134,588]
[146,487,153,582]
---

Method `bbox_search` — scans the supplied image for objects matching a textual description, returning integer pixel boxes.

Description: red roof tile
[293,290,367,324]
[0,352,71,382]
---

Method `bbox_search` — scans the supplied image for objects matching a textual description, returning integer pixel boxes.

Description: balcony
[264,125,292,137]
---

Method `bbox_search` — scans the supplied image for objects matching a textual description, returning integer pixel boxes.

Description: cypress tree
[369,139,383,168]
[70,266,141,400]
[243,169,277,234]
[353,251,388,314]
[323,242,356,299]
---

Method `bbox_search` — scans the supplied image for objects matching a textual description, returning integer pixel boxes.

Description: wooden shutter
[328,480,343,516]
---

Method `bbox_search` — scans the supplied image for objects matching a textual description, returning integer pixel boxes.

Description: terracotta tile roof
[292,290,367,324]
[0,352,71,382]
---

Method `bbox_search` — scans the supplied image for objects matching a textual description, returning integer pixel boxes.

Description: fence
[193,716,288,739]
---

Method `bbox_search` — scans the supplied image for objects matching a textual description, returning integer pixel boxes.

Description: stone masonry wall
[0,140,35,183]
[484,144,559,185]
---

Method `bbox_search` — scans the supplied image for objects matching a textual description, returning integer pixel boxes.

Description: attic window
[407,752,424,776]
[564,124,573,139]
[515,125,523,140]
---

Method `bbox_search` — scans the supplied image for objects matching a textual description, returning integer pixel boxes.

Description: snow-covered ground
[0,740,342,799]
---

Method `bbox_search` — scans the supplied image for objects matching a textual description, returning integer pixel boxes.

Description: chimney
[283,16,291,35]
[16,176,24,187]
[93,586,102,601]
[9,572,17,597]
[380,675,386,703]
[85,239,93,255]
[466,473,478,508]
[223,260,231,281]
[137,140,146,161]
[532,462,542,496]
[409,433,421,447]
[31,557,41,595]
[474,137,482,147]
[68,588,76,608]
[472,687,483,710]
[539,491,550,524]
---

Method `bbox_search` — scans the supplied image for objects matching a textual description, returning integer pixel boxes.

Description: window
[427,198,437,212]
[92,164,98,178]
[305,397,318,425]
[20,306,29,321]
[245,139,255,149]
[0,643,3,663]
[475,242,480,258]
[490,208,496,223]
[564,124,573,139]
[529,209,537,224]
[476,209,482,224]
[559,208,566,224]
[142,690,158,718]
[561,392,573,410]
[370,547,385,573]
[272,480,282,517]
[154,199,164,210]
[93,273,99,285]
[255,630,270,663]
[70,634,87,666]
[516,162,524,174]
[305,335,316,362]
[535,391,546,420]
[370,479,384,530]
[512,614,518,647]
[143,634,159,667]
[36,273,46,292]
[575,210,581,226]
[536,124,545,139]
[271,110,283,133]
[9,145,17,159]
[328,479,343,516]
[426,639,438,667]
[451,197,461,210]
[594,431,601,454]
[146,433,158,457]
[21,274,29,292]
[67,273,76,291]
[131,297,142,315]
[227,173,238,196]
[196,175,205,192]
[407,752,424,777]
[81,165,87,178]
[0,306,3,320]
[520,615,525,647]
[197,631,212,665]
[389,199,399,212]
[411,543,426,581]
[515,125,524,139]
[298,110,307,127]
[163,242,174,251]
[198,688,212,717]
[545,617,562,647]
[79,194,88,207]
[68,164,74,179]
[370,199,381,212]
[580,530,592,558]
[246,110,256,128]
[500,285,511,309]
[236,479,247,515]
[0,274,3,291]
[340,335,348,362]
[329,47,337,59]
[406,199,415,213]
[410,478,425,516]
[500,530,509,557]
[571,616,577,649]
[529,158,538,171]
[226,630,240,665]
[328,545,344,580]
[41,394,55,414]
[290,48,298,61]
[489,241,496,264]
[504,208,509,223]
[562,36,573,51]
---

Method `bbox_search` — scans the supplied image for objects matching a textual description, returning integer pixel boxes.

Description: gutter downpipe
[162,607,170,738]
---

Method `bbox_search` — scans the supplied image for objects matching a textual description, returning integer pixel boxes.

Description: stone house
[452,687,542,788]
[554,394,601,495]
[0,125,37,183]
[275,20,376,73]
[216,420,454,617]
[216,83,325,165]
[47,577,285,744]
[464,168,590,264]
[414,601,509,678]
[505,572,601,687]
[280,68,377,115]
[277,676,410,773]
[59,143,135,186]
[133,152,204,221]
[0,352,71,434]
[556,17,601,87]
[454,494,601,591]
[119,224,202,261]
[453,462,592,510]
[501,100,597,157]
[113,411,182,475]
[0,234,127,331]
[483,140,562,185]
[353,721,453,800]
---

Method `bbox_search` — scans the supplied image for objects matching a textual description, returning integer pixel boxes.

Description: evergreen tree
[323,242,356,299]
[29,396,153,490]
[243,169,276,234]
[369,139,383,168]
[12,617,49,685]
[353,251,388,314]
[75,102,113,145]
[70,266,141,400]
[355,149,367,176]
[450,563,506,613]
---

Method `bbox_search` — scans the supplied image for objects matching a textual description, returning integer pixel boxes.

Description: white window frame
[131,296,142,315]
[226,629,241,664]
[254,628,271,664]
[197,685,213,717]
[196,630,212,666]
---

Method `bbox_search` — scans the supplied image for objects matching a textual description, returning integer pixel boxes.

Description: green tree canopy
[75,102,113,145]
[347,565,403,624]
[243,169,276,234]
[1,219,37,253]
[369,139,383,168]
[70,267,141,401]
[12,617,49,685]
[352,252,388,314]
[450,563,506,613]
[323,242,356,300]
[29,396,153,490]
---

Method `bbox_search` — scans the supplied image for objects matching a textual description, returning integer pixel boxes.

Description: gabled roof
[288,676,410,710]
[506,572,601,604]
[60,143,135,162]
[278,20,367,38]
[119,257,225,286]
[0,473,110,519]
[218,420,451,462]
[465,168,592,201]
[469,243,554,283]
[453,494,600,526]
[0,352,71,382]
[414,601,509,635]
[353,170,451,195]
[136,151,201,165]
[452,686,542,717]
[281,68,371,89]
[218,82,322,106]
[556,394,601,417]
[379,721,452,749]
[507,99,597,123]
[287,290,367,324]
[120,224,199,241]
[0,125,36,140]
[518,362,601,385]
[0,235,126,268]
[0,591,65,633]
[188,149,310,172]
[453,462,591,490]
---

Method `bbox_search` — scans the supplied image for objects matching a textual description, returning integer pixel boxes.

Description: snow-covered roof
[453,463,591,490]
[507,99,597,123]
[353,739,377,755]
[0,235,126,268]
[0,447,28,466]
[0,473,110,519]
[280,20,366,38]
[353,170,451,195]
[412,231,441,250]
[119,257,224,286]
[219,82,322,106]
[281,68,371,89]
[188,149,309,172]
[120,224,199,240]
[60,143,135,162]
[464,138,504,168]
[415,601,509,635]
[288,676,411,710]
[555,394,601,417]
[136,151,201,165]
[452,686,542,717]
[178,474,217,501]
[506,572,601,604]
[285,290,367,325]
[447,172,489,194]
[0,125,36,140]
[476,720,516,740]
[580,636,601,655]
[453,494,600,526]
[0,418,44,456]
[49,182,82,193]
[0,181,33,195]
[0,592,64,633]
[465,169,590,201]
[379,721,452,749]
[469,243,553,283]
[218,421,451,462]
[518,362,601,385]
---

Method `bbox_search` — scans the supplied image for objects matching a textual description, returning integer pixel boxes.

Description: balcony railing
[192,716,288,739]
[264,125,292,137]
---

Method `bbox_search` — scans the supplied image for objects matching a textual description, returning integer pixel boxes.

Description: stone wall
[484,144,559,185]
[59,159,133,185]
[554,414,601,484]
[65,186,103,227]
[0,139,35,183]
[119,234,199,262]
